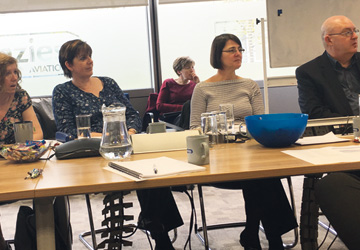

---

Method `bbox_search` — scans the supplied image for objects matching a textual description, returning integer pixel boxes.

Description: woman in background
[156,56,199,115]
[190,33,297,250]
[0,52,43,144]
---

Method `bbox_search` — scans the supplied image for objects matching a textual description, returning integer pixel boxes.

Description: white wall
[0,0,297,97]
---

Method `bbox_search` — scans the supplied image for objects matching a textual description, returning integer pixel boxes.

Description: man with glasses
[296,15,360,249]
[297,15,360,118]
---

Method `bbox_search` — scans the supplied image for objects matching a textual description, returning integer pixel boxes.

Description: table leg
[34,197,56,250]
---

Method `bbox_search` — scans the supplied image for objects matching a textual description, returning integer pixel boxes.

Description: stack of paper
[104,156,206,181]
[283,145,360,165]
[295,132,350,145]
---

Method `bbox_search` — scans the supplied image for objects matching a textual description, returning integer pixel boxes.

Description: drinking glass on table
[211,111,228,143]
[14,121,33,143]
[76,114,91,139]
[219,103,234,133]
[201,112,218,146]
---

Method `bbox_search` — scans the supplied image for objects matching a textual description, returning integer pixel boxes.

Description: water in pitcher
[99,143,132,160]
[100,103,132,160]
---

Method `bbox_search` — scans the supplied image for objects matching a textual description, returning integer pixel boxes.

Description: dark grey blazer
[296,51,360,119]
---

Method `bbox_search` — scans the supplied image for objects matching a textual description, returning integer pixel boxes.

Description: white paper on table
[295,132,350,145]
[282,145,360,165]
[104,156,206,182]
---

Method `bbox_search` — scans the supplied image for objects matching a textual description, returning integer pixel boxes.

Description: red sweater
[156,78,196,114]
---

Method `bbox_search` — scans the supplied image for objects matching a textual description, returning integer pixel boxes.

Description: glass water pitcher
[99,103,132,160]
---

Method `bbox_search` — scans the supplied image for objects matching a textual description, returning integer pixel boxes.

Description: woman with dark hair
[53,39,141,137]
[53,39,181,250]
[190,33,298,250]
[0,52,43,144]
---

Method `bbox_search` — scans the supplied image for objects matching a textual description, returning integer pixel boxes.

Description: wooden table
[0,157,52,250]
[36,140,360,197]
[0,158,45,202]
[3,138,360,249]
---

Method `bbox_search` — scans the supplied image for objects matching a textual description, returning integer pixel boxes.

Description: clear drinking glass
[76,114,91,139]
[201,112,218,146]
[219,103,234,133]
[14,121,33,143]
[211,111,228,143]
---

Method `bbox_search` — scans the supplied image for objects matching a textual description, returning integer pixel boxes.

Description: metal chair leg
[318,211,337,236]
[285,177,299,249]
[196,177,298,250]
[258,177,298,248]
[78,194,97,250]
[140,228,178,243]
[171,228,178,243]
[196,184,247,250]
[196,184,211,250]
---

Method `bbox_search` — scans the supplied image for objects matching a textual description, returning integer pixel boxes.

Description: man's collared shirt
[327,52,360,115]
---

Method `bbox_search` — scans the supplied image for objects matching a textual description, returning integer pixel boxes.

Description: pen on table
[153,164,158,174]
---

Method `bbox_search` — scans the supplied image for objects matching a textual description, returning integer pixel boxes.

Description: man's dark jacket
[296,51,360,119]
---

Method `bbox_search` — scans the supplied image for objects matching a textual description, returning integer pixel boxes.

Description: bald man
[296,15,360,249]
[297,15,360,119]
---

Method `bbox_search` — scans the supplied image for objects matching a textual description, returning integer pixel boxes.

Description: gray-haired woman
[156,56,199,115]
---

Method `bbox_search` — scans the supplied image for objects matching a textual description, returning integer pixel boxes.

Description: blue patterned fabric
[0,89,32,144]
[52,76,142,138]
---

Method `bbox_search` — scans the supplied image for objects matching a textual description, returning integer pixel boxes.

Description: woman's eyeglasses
[222,47,245,54]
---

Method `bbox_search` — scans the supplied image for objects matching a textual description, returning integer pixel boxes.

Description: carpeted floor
[0,176,347,249]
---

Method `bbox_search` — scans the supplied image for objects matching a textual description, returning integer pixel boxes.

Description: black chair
[142,93,188,132]
[142,93,160,132]
[32,96,57,139]
[195,177,299,250]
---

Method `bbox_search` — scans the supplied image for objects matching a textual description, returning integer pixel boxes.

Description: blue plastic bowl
[245,113,308,148]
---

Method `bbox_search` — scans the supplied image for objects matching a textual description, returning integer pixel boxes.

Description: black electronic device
[55,138,101,160]
[55,131,75,143]
[304,116,354,137]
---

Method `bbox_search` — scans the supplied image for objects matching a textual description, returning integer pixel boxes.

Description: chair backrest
[32,93,130,139]
[131,130,199,154]
[142,92,192,131]
[178,100,191,130]
[142,93,160,132]
[32,97,57,139]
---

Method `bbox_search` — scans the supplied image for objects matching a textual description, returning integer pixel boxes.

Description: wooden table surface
[2,137,360,250]
[0,158,45,202]
[35,138,360,198]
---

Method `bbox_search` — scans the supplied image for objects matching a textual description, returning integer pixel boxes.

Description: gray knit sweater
[190,78,264,129]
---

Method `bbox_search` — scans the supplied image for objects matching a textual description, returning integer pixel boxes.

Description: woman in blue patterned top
[54,40,181,250]
[52,39,142,138]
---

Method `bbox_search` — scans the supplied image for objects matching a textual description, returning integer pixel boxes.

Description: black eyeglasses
[222,47,245,54]
[328,28,359,37]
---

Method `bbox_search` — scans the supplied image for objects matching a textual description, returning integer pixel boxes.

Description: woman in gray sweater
[190,33,297,250]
